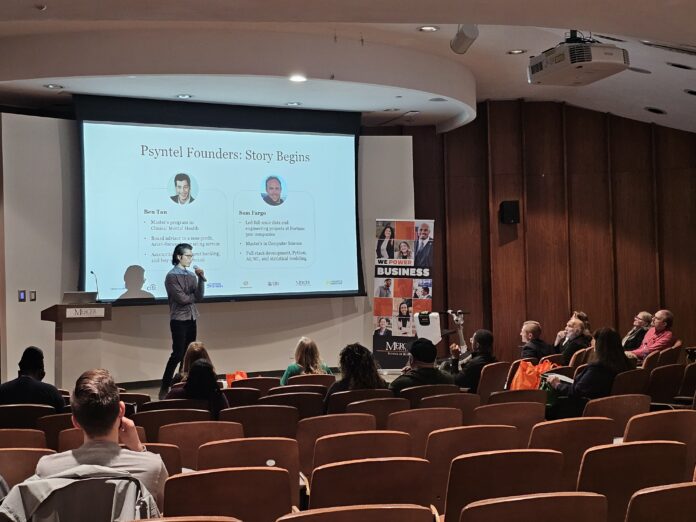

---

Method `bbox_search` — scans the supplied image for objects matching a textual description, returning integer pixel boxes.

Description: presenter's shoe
[158,386,169,400]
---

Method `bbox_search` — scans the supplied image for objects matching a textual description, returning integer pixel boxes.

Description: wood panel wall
[366,100,696,362]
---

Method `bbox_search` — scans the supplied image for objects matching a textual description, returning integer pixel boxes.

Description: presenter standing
[159,243,205,399]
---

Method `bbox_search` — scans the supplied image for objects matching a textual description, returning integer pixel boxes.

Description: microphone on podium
[90,270,100,301]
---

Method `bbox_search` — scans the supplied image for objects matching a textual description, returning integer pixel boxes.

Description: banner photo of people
[372,219,434,369]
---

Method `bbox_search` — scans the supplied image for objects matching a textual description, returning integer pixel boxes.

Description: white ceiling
[0,2,694,132]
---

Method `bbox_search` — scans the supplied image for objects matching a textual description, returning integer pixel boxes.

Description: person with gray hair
[628,309,675,361]
[621,311,652,350]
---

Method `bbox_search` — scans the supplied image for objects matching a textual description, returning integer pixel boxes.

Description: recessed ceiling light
[429,97,447,102]
[667,62,695,70]
[289,74,307,82]
[43,84,63,90]
[285,102,302,106]
[644,106,666,115]
[176,94,193,99]
[417,26,440,32]
[383,108,400,112]
[628,67,652,74]
[685,89,696,96]
[507,49,527,55]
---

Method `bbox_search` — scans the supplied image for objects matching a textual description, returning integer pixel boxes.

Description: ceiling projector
[528,31,630,86]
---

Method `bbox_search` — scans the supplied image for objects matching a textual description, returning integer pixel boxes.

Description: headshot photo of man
[413,221,434,268]
[262,176,285,206]
[171,173,195,205]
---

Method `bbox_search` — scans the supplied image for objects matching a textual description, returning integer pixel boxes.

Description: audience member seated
[35,369,168,506]
[519,321,554,360]
[547,328,633,418]
[325,343,387,404]
[165,359,228,418]
[621,311,652,350]
[389,338,454,395]
[170,341,210,387]
[0,346,65,412]
[448,329,497,393]
[280,336,333,385]
[627,309,675,361]
[554,312,592,365]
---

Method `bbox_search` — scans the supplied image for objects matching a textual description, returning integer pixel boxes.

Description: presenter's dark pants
[161,319,197,389]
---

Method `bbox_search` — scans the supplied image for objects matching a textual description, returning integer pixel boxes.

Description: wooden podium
[41,303,112,388]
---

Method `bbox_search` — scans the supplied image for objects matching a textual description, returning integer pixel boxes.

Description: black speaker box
[499,200,520,224]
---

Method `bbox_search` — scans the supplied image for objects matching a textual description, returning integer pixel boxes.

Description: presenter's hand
[194,267,206,280]
[118,415,145,452]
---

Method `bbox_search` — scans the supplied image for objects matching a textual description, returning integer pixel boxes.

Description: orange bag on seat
[510,360,558,390]
[225,371,248,386]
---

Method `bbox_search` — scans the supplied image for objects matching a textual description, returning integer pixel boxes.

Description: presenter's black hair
[174,173,191,186]
[172,243,193,265]
[265,175,281,188]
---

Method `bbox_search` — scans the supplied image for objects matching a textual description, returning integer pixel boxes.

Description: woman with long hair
[375,225,395,260]
[397,301,410,328]
[548,327,633,418]
[325,343,387,404]
[170,341,211,386]
[280,336,333,385]
[396,241,412,260]
[166,359,228,418]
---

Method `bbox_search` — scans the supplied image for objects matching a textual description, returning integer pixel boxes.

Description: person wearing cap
[448,329,497,393]
[389,338,454,395]
[0,346,65,412]
[621,311,652,350]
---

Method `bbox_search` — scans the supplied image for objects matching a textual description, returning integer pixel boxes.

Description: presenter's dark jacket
[389,367,454,395]
[622,327,648,350]
[0,376,65,412]
[262,194,284,206]
[170,195,194,204]
[520,338,554,361]
[449,352,497,393]
[559,334,592,366]
[165,266,205,321]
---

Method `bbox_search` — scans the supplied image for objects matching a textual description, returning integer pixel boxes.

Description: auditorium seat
[0,404,55,429]
[36,412,73,450]
[140,517,240,522]
[573,363,589,379]
[425,425,519,512]
[312,430,412,469]
[197,437,300,506]
[610,369,649,395]
[296,413,375,476]
[477,362,512,404]
[673,362,696,404]
[133,409,211,442]
[657,343,682,365]
[164,467,293,522]
[505,358,538,389]
[58,425,147,452]
[276,504,434,522]
[640,350,661,373]
[138,399,208,413]
[119,392,152,411]
[488,389,547,405]
[528,417,614,490]
[220,387,260,408]
[386,407,462,457]
[460,492,608,522]
[308,457,431,510]
[158,421,244,469]
[473,402,546,447]
[144,442,182,476]
[569,347,590,368]
[577,441,687,522]
[623,409,696,480]
[268,384,328,397]
[418,393,480,424]
[582,395,651,437]
[258,392,325,419]
[325,389,393,414]
[287,374,336,387]
[0,428,46,449]
[219,405,298,438]
[228,377,280,397]
[399,384,460,408]
[646,364,684,404]
[0,448,55,487]
[443,449,563,521]
[542,365,576,380]
[624,482,696,522]
[540,354,565,365]
[345,398,409,429]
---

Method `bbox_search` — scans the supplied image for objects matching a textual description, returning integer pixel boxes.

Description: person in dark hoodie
[389,338,454,395]
[448,329,497,393]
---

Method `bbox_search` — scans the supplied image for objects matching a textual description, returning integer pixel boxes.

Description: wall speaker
[499,200,520,224]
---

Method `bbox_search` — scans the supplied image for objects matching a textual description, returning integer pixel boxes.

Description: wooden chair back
[676,363,696,398]
[198,437,300,506]
[460,492,607,522]
[577,441,687,522]
[418,393,480,424]
[474,402,546,447]
[309,457,431,509]
[425,425,519,512]
[386,407,462,457]
[0,447,55,487]
[133,409,211,442]
[268,384,328,397]
[611,369,649,395]
[277,504,433,522]
[119,392,152,410]
[640,350,661,373]
[488,389,547,405]
[220,387,260,408]
[325,389,393,414]
[144,442,182,475]
[444,449,563,520]
[540,354,565,365]
[313,430,412,469]
[0,404,56,429]
[287,374,336,387]
[164,467,292,522]
[138,399,208,413]
[36,412,73,450]
[258,392,324,419]
[219,405,298,438]
[582,394,651,437]
[228,377,281,397]
[625,482,696,522]
[646,364,684,403]
[399,384,460,408]
[658,344,681,365]
[528,417,614,490]
[0,429,46,448]
[158,421,244,469]
[345,398,409,429]
[58,426,146,451]
[478,362,512,404]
